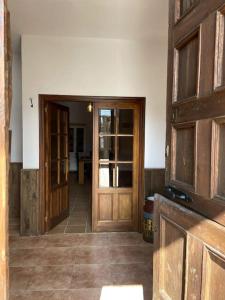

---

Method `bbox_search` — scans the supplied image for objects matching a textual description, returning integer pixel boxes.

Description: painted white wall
[22,35,168,169]
[10,53,23,162]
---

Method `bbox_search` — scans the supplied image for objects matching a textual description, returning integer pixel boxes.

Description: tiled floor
[9,173,153,299]
[9,232,153,300]
[47,174,92,234]
[9,173,92,236]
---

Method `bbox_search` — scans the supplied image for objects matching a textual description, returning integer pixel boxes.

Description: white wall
[10,53,22,162]
[22,35,168,169]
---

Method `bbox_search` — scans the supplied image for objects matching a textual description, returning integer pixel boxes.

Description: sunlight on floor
[100,285,144,300]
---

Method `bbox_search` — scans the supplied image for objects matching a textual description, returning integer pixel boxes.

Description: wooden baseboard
[9,162,22,218]
[144,168,165,198]
[21,169,39,236]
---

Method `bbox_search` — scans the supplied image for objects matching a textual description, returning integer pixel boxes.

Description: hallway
[48,173,92,234]
[9,232,153,299]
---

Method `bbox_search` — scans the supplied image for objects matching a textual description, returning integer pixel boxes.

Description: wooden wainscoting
[144,168,165,197]
[9,162,22,218]
[21,169,39,236]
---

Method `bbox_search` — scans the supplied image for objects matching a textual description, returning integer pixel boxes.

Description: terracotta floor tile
[9,247,75,267]
[70,264,112,289]
[65,226,86,233]
[9,236,49,249]
[110,263,152,286]
[9,289,101,300]
[10,266,73,291]
[9,177,153,298]
[71,246,110,264]
[68,216,87,225]
[108,245,153,264]
[107,232,148,246]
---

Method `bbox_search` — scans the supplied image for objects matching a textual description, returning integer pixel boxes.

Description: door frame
[39,94,145,234]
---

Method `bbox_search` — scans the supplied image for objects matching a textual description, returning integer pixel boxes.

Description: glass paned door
[93,102,141,232]
[46,103,69,231]
[98,108,134,188]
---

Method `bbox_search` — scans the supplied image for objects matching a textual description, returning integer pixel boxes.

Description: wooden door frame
[39,94,145,234]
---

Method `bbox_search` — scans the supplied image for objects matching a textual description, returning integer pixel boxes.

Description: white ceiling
[8,0,168,53]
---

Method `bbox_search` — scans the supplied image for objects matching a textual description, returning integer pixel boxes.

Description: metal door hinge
[45,106,48,113]
[45,216,48,223]
[45,162,48,168]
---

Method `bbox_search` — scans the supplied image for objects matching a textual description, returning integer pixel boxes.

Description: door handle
[165,186,192,203]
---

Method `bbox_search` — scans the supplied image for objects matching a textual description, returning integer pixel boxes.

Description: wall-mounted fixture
[29,97,34,108]
[87,102,93,113]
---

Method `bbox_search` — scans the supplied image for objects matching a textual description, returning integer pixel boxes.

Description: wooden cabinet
[153,195,225,300]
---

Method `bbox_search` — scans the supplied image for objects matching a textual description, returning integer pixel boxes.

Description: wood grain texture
[166,0,225,227]
[44,103,70,231]
[153,195,225,300]
[177,32,199,101]
[0,1,10,299]
[144,168,165,197]
[9,162,22,218]
[39,95,145,234]
[21,169,39,236]
[92,101,143,232]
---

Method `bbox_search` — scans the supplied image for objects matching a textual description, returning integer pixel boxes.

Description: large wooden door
[153,195,225,300]
[92,101,141,232]
[45,102,69,231]
[153,0,225,298]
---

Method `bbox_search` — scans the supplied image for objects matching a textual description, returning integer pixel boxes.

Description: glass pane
[51,135,58,160]
[99,109,115,134]
[51,161,58,187]
[51,109,58,133]
[117,164,133,188]
[119,109,133,134]
[99,136,115,161]
[60,111,68,134]
[99,163,115,188]
[60,135,68,159]
[60,159,67,183]
[118,137,133,161]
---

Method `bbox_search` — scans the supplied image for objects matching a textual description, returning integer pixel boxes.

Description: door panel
[93,102,140,232]
[155,1,225,298]
[202,249,225,299]
[159,216,186,300]
[153,195,225,300]
[166,0,225,226]
[45,103,69,230]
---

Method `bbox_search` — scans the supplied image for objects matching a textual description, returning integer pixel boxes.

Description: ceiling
[8,0,168,53]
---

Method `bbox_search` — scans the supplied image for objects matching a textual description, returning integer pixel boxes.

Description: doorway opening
[39,95,145,235]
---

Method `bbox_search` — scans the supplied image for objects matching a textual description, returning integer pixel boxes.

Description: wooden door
[165,0,225,225]
[153,195,225,300]
[153,0,225,298]
[0,1,11,299]
[92,102,141,232]
[45,102,69,231]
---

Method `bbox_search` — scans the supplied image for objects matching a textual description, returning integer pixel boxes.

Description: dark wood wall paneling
[9,162,22,218]
[144,169,165,198]
[19,168,165,236]
[21,169,39,236]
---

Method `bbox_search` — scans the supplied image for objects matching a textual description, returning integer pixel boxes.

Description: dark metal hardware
[165,186,192,203]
